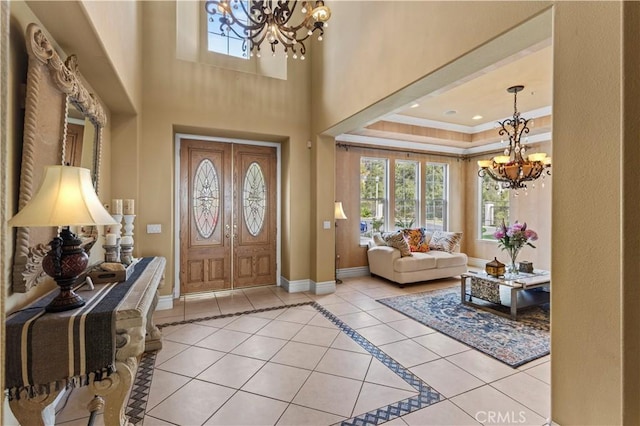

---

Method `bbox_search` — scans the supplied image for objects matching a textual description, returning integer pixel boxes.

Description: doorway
[178,137,279,295]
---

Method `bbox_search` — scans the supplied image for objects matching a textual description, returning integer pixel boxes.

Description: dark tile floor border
[127,302,442,425]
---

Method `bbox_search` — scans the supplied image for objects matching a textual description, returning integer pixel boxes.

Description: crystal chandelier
[477,85,551,190]
[204,0,331,60]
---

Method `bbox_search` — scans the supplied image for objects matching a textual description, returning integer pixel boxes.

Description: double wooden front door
[180,139,277,294]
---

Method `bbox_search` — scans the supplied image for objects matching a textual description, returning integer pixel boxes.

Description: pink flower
[511,222,524,231]
[495,220,538,251]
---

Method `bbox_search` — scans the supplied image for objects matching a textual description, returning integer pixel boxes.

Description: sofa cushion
[402,228,431,252]
[382,231,412,257]
[429,231,462,252]
[427,250,468,268]
[394,252,437,272]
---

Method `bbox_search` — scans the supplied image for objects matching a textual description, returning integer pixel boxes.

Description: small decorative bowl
[518,261,534,273]
[485,257,505,277]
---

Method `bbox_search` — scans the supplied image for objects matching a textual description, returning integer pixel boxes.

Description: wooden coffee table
[460,270,551,320]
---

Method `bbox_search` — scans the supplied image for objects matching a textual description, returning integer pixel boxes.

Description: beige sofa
[367,239,468,286]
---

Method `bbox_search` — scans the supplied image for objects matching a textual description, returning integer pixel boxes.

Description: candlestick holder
[103,244,119,263]
[108,214,123,262]
[120,244,133,265]
[122,215,136,264]
[123,214,135,239]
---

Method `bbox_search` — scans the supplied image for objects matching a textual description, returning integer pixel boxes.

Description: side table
[460,270,551,320]
[6,256,166,426]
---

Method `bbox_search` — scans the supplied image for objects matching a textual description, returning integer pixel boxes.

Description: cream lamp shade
[334,202,347,220]
[8,166,116,312]
[8,166,116,227]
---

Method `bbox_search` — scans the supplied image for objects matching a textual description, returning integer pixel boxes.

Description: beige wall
[312,1,551,135]
[335,142,552,272]
[4,2,113,313]
[3,1,640,423]
[335,146,467,269]
[311,0,552,285]
[621,4,640,421]
[552,2,638,423]
[3,2,125,421]
[80,0,143,112]
[466,141,552,270]
[138,1,312,293]
[313,1,637,423]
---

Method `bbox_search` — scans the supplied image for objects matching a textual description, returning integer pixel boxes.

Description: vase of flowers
[493,220,538,275]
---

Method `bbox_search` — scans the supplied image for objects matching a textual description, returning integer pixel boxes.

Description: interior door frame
[174,133,282,298]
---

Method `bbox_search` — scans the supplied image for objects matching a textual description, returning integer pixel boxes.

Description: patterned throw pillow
[382,231,412,257]
[429,231,462,252]
[402,228,430,252]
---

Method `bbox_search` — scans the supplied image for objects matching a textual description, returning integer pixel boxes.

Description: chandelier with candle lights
[477,85,551,190]
[204,0,331,60]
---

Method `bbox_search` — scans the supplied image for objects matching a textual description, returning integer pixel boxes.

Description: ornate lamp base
[45,278,86,312]
[42,227,88,313]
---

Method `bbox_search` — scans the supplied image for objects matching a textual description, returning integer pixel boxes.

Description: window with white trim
[424,163,447,232]
[394,160,419,229]
[359,158,387,240]
[479,173,510,240]
[206,0,250,59]
[359,157,450,241]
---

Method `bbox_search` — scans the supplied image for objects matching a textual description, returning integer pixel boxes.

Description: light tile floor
[54,275,551,426]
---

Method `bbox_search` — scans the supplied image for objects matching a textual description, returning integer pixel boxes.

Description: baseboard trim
[281,277,311,293]
[337,266,370,279]
[311,280,336,295]
[156,294,174,311]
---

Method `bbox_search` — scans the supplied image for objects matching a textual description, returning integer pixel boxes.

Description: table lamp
[8,166,116,312]
[334,201,347,284]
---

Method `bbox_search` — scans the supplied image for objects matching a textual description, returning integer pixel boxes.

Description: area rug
[377,288,549,367]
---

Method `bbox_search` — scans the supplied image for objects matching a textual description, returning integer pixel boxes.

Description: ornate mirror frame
[12,23,106,293]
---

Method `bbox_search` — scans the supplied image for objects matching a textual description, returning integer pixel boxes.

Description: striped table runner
[5,257,152,400]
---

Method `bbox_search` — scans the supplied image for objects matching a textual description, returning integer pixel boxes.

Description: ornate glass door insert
[243,162,266,236]
[193,158,220,238]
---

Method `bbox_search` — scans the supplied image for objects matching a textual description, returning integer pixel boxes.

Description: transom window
[206,0,250,59]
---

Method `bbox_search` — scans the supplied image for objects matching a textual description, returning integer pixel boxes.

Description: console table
[460,270,550,320]
[5,256,166,426]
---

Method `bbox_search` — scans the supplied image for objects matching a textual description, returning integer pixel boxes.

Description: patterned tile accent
[156,301,314,329]
[131,301,442,426]
[126,350,157,425]
[314,304,442,425]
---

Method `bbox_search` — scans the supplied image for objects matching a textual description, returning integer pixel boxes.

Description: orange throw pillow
[402,228,430,252]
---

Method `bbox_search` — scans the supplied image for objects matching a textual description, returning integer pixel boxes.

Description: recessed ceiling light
[410,102,420,109]
[444,110,457,116]
[472,115,483,120]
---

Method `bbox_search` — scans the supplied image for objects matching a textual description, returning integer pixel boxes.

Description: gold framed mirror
[12,23,106,293]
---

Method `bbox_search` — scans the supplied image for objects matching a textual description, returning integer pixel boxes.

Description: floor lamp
[334,201,347,284]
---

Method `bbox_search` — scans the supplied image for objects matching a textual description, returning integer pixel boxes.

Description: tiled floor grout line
[488,382,550,421]
[325,289,551,423]
[269,330,343,426]
[157,302,352,420]
[149,300,443,425]
[139,281,550,425]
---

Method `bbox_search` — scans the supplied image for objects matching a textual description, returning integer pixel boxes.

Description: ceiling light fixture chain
[478,85,551,191]
[204,0,331,59]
